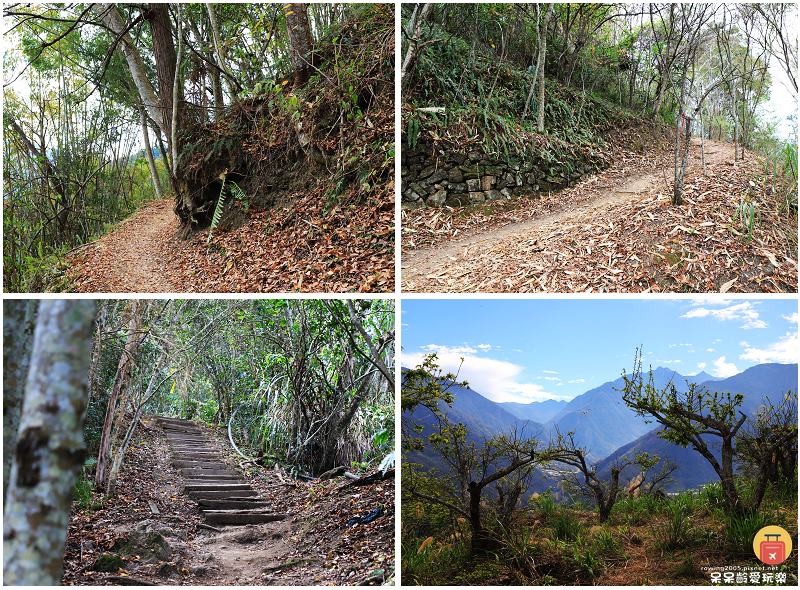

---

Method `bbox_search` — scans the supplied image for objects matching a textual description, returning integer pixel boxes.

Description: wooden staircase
[156,417,288,526]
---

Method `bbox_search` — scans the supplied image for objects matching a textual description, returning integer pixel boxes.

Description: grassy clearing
[402,476,798,585]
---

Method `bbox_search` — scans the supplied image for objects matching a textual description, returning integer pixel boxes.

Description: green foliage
[530,490,558,516]
[732,190,762,242]
[566,545,604,580]
[591,529,620,556]
[674,553,701,579]
[552,508,582,542]
[402,535,470,586]
[724,510,767,555]
[651,502,693,550]
[72,473,93,510]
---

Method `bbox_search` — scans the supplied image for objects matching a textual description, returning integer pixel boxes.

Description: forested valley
[401,3,797,293]
[3,3,394,293]
[3,298,395,585]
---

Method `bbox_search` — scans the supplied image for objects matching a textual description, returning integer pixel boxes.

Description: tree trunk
[95,300,142,487]
[537,4,555,133]
[3,300,39,505]
[400,3,434,86]
[145,3,178,167]
[140,107,164,200]
[91,4,163,130]
[206,3,235,103]
[283,3,314,89]
[2,300,95,585]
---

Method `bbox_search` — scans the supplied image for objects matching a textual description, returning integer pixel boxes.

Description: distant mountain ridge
[499,399,567,423]
[404,362,797,494]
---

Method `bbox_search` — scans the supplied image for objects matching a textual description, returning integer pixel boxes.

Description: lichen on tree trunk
[2,299,95,586]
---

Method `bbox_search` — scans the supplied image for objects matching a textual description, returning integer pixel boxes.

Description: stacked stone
[401,143,599,209]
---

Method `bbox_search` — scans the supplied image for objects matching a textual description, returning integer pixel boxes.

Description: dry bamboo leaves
[402,137,797,293]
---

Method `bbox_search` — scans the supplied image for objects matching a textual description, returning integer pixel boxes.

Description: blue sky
[401,298,799,404]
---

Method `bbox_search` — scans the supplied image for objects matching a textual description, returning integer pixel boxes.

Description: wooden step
[164,431,207,440]
[203,511,289,525]
[183,475,245,483]
[196,499,271,510]
[181,468,240,477]
[184,483,252,492]
[188,490,259,499]
[171,460,230,469]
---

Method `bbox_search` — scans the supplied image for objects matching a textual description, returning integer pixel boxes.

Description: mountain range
[403,362,797,494]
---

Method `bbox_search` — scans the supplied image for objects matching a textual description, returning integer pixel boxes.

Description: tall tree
[3,299,96,586]
[621,348,797,516]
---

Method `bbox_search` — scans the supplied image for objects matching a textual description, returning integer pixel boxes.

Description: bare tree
[401,3,436,87]
[550,428,676,522]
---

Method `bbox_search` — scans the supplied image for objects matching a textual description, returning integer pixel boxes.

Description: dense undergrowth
[402,21,668,178]
[402,474,798,585]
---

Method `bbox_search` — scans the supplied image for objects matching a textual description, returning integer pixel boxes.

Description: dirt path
[62,416,394,586]
[402,172,660,286]
[68,199,180,293]
[401,139,796,293]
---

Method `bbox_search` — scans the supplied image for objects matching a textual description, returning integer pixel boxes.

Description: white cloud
[707,348,715,352]
[688,298,734,307]
[542,370,558,374]
[568,378,586,384]
[476,344,492,351]
[401,348,566,403]
[681,302,766,329]
[713,356,739,378]
[740,341,749,347]
[697,362,707,370]
[557,383,563,386]
[655,359,682,364]
[544,376,561,381]
[715,339,722,343]
[783,312,799,324]
[513,349,523,353]
[739,330,799,364]
[421,344,477,355]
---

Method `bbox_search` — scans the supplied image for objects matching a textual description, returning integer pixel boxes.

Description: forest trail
[68,199,179,293]
[402,138,797,293]
[62,416,394,586]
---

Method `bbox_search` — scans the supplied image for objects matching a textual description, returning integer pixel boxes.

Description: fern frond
[228,180,250,213]
[207,174,228,244]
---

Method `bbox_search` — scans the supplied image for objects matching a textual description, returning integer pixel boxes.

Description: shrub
[72,473,93,510]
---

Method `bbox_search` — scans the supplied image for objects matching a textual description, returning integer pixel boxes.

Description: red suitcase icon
[760,534,785,564]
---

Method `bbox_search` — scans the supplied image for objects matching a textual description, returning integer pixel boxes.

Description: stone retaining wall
[401,141,607,209]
